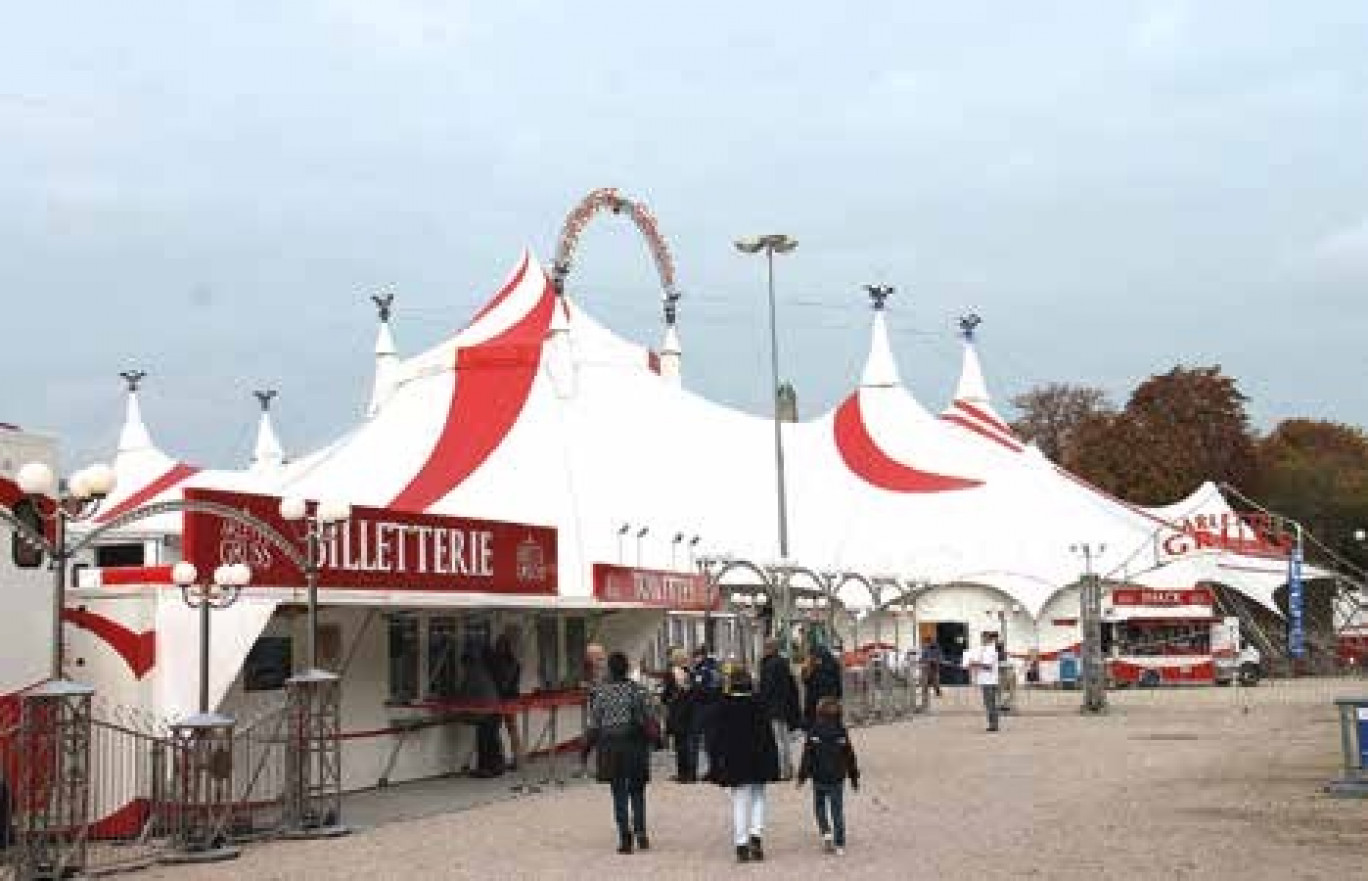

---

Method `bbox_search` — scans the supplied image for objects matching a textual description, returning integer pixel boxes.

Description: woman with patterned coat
[581,652,653,854]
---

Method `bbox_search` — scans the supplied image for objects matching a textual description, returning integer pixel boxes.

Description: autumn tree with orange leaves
[1055,366,1258,506]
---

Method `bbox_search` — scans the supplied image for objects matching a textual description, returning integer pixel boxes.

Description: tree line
[1010,366,1368,568]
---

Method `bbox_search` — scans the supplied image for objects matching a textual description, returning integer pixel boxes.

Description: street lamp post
[1070,543,1108,714]
[165,561,251,863]
[735,234,798,562]
[3,460,116,881]
[277,496,351,838]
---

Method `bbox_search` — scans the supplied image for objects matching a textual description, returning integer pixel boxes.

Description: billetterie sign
[592,564,717,611]
[1111,587,1213,607]
[183,488,556,594]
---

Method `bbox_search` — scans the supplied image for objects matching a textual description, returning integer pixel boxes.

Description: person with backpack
[802,646,843,728]
[581,652,654,854]
[796,696,861,856]
[705,667,781,863]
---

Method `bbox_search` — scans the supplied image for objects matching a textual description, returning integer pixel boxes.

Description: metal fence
[85,708,178,875]
[227,701,291,841]
[841,663,918,727]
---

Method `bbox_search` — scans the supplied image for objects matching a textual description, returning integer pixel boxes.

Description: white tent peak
[117,378,154,455]
[953,338,991,405]
[368,293,400,418]
[860,310,901,388]
[251,390,285,473]
[659,324,682,384]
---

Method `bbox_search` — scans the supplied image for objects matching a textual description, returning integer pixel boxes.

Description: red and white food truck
[1103,586,1260,687]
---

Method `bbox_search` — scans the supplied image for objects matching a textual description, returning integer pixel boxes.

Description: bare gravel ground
[142,680,1368,881]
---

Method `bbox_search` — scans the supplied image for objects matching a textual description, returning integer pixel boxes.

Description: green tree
[1254,419,1368,568]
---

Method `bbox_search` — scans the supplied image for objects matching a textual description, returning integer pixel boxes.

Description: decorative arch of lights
[550,187,682,325]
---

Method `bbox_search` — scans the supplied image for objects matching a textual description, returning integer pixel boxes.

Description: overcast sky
[4,1,1367,468]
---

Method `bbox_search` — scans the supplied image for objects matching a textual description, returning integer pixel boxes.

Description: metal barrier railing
[840,665,916,727]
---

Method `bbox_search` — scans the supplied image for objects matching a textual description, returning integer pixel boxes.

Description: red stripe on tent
[465,253,530,328]
[391,276,556,512]
[833,393,982,494]
[62,608,156,679]
[942,413,1024,453]
[953,399,1017,437]
[647,350,661,374]
[99,565,174,585]
[94,462,200,525]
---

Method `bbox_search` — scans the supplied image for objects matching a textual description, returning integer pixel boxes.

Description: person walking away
[919,640,944,708]
[661,646,696,781]
[803,646,843,728]
[706,667,780,863]
[581,652,653,854]
[965,631,1002,732]
[758,638,801,779]
[796,696,861,856]
[688,645,723,776]
[490,632,523,770]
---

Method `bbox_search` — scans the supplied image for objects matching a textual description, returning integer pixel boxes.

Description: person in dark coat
[796,696,861,855]
[458,648,505,778]
[757,638,801,779]
[705,667,781,863]
[660,647,696,781]
[489,633,522,770]
[687,645,723,776]
[802,646,844,728]
[581,652,653,854]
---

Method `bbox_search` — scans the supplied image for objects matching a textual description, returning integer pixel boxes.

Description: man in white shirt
[965,631,1002,732]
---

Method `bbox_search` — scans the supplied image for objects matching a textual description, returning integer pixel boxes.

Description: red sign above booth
[1111,587,1213,607]
[592,564,716,611]
[183,488,557,595]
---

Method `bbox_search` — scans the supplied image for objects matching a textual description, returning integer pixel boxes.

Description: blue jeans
[813,782,846,847]
[610,777,645,837]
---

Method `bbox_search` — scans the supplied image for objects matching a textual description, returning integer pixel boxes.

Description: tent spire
[367,291,400,417]
[659,291,682,384]
[859,284,901,388]
[117,369,154,453]
[953,313,990,404]
[251,389,285,472]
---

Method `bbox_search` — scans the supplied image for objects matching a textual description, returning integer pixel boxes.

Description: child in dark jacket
[795,696,860,855]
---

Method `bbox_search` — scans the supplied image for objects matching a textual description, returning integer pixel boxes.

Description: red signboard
[1158,512,1289,559]
[592,564,716,611]
[183,488,556,595]
[1111,587,1213,607]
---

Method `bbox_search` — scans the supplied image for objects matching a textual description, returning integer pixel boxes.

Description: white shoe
[822,833,834,854]
[834,846,846,856]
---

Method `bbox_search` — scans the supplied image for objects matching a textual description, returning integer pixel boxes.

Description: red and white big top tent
[66,245,1307,787]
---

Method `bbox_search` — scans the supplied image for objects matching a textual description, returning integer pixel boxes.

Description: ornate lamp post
[277,495,351,838]
[734,234,798,562]
[3,459,115,881]
[164,561,251,863]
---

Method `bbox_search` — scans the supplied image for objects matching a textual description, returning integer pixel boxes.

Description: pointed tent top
[368,293,400,416]
[117,370,154,453]
[953,316,991,405]
[661,323,681,356]
[860,309,901,389]
[251,389,285,471]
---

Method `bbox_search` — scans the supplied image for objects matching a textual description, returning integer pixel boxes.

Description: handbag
[633,689,665,749]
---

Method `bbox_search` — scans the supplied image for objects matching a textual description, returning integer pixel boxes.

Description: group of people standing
[581,641,860,862]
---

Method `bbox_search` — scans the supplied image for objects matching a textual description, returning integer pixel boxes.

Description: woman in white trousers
[705,668,781,862]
